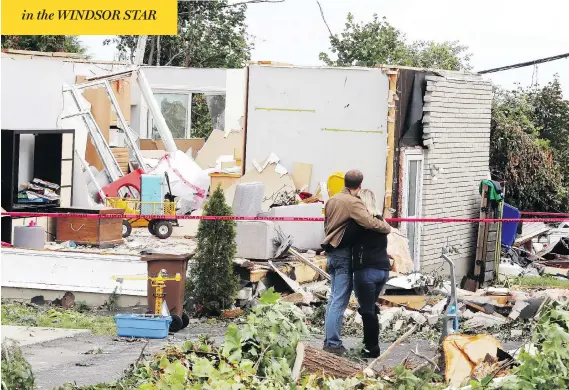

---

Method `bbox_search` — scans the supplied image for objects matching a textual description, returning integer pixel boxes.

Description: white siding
[420,73,493,278]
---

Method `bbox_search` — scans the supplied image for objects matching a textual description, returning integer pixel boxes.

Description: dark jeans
[353,268,389,351]
[324,246,353,348]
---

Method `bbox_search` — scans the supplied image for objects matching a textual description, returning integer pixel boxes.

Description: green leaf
[222,324,242,362]
[164,360,187,383]
[158,355,169,369]
[192,357,215,378]
[259,288,280,305]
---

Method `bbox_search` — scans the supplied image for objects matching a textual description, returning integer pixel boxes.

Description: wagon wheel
[154,221,173,239]
[122,220,132,238]
[148,220,157,235]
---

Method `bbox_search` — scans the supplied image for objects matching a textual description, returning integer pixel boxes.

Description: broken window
[149,93,190,139]
[149,92,226,140]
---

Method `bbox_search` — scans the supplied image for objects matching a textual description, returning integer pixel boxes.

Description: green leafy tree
[191,94,214,139]
[104,1,252,67]
[491,87,568,213]
[1,36,86,54]
[319,13,471,71]
[188,186,238,314]
[527,77,569,186]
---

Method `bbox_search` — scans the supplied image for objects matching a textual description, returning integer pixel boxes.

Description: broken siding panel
[420,74,492,278]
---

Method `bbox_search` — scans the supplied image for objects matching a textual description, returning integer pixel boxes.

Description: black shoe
[323,345,347,356]
[361,346,380,358]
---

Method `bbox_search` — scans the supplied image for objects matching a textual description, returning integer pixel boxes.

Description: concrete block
[232,182,265,217]
[235,220,276,260]
[262,203,324,251]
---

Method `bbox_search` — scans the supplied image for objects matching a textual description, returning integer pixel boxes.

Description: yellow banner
[1,0,177,35]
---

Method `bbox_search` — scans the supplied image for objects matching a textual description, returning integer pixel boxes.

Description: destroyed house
[1,53,492,302]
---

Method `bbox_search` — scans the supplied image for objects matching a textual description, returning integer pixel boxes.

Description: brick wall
[419,72,493,278]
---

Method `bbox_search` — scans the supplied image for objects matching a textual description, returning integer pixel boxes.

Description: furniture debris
[54,207,124,247]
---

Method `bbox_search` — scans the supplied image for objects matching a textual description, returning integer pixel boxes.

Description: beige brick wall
[419,72,493,278]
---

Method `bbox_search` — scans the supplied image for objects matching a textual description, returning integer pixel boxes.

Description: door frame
[401,149,424,270]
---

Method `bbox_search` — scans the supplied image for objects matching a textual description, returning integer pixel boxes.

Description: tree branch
[410,347,439,372]
[316,0,333,37]
[165,50,187,66]
[156,36,161,66]
[363,325,418,376]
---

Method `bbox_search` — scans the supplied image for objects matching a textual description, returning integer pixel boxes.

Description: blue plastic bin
[502,203,520,248]
[114,314,172,339]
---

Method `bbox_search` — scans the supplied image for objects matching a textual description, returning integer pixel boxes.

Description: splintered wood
[301,345,363,378]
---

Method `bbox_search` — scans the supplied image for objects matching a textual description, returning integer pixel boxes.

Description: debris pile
[17,178,60,204]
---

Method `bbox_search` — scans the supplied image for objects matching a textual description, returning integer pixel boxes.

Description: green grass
[513,275,569,288]
[1,302,116,335]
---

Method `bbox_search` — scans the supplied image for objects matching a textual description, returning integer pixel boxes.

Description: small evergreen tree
[188,186,238,314]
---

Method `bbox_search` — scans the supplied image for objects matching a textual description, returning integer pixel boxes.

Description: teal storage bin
[115,314,171,339]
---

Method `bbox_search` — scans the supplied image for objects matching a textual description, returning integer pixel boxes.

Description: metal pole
[136,69,178,153]
[102,80,147,172]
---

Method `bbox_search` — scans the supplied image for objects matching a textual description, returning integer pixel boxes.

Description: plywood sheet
[224,166,296,211]
[195,130,244,169]
[109,79,131,125]
[77,76,111,171]
[292,162,312,190]
[111,147,129,174]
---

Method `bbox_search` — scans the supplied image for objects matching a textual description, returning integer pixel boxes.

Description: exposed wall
[0,54,128,185]
[419,72,493,278]
[245,65,389,197]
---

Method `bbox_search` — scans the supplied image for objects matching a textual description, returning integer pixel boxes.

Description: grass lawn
[513,275,569,289]
[1,301,116,335]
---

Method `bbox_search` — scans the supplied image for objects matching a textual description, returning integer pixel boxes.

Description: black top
[345,216,391,271]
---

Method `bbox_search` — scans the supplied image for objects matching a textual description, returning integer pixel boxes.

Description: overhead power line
[478,52,569,74]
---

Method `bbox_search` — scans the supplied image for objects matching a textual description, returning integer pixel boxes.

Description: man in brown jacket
[322,170,391,355]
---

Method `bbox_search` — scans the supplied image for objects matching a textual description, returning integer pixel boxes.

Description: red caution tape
[1,211,568,223]
[520,211,569,217]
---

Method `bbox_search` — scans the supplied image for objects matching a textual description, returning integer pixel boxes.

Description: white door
[402,150,424,270]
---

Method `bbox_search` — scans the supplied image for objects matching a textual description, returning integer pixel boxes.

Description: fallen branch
[291,342,305,381]
[302,344,363,378]
[410,350,440,373]
[363,324,418,376]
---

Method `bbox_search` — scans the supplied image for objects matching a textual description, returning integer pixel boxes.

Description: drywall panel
[1,57,70,129]
[245,65,389,201]
[225,69,247,134]
[1,248,147,296]
[140,66,227,93]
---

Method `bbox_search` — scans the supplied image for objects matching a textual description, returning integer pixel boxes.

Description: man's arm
[350,200,391,233]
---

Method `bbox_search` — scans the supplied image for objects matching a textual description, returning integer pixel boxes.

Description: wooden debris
[220,308,243,319]
[289,248,331,281]
[291,342,305,381]
[281,291,314,305]
[268,260,302,292]
[301,344,363,378]
[443,334,502,386]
